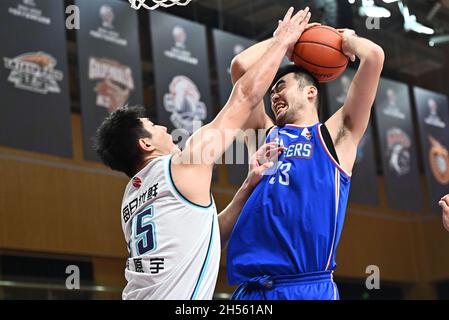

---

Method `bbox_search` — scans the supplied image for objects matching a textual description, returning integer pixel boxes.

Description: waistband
[231,270,333,300]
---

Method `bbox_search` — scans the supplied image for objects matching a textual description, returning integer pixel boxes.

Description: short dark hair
[272,65,321,114]
[94,106,151,178]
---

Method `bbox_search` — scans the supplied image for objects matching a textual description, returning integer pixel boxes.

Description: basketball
[293,25,349,83]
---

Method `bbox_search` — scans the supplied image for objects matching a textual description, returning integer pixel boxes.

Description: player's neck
[290,111,320,127]
[137,151,169,172]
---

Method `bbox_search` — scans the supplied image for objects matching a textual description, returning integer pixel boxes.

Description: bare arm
[440,195,449,232]
[325,30,385,173]
[230,39,277,133]
[171,7,311,206]
[230,17,320,132]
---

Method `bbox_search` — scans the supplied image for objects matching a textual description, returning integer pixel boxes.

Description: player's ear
[307,85,318,100]
[138,137,155,153]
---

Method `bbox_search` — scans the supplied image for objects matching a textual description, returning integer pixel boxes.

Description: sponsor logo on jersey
[284,141,313,159]
[386,127,411,176]
[132,177,142,188]
[163,76,207,133]
[89,57,134,113]
[279,130,299,139]
[428,135,449,185]
[122,183,159,223]
[301,128,312,140]
[3,52,63,94]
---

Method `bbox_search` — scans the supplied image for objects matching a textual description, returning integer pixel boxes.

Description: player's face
[270,73,310,127]
[140,118,179,154]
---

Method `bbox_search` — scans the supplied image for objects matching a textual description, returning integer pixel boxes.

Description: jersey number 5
[131,206,156,257]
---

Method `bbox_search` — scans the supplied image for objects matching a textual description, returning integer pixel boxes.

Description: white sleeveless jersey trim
[164,155,214,210]
[121,155,220,300]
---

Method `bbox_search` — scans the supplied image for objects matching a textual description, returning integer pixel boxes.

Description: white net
[129,0,193,10]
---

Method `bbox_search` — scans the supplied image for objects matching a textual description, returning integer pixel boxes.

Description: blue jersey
[227,123,351,285]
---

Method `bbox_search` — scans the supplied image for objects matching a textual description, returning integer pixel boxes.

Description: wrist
[272,35,291,51]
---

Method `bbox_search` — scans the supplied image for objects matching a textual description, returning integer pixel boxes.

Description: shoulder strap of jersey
[319,124,340,165]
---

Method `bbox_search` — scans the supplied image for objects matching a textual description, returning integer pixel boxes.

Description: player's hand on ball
[274,7,312,58]
[338,28,357,62]
[439,194,449,232]
[274,20,320,61]
[246,142,284,189]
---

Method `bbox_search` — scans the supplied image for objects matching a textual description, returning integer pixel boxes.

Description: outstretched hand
[273,7,312,60]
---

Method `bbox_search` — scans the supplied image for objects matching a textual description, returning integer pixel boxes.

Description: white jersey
[120,155,220,300]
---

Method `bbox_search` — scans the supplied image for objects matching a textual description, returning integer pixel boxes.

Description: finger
[291,9,304,24]
[252,161,274,177]
[258,161,274,174]
[300,12,312,28]
[440,201,449,212]
[305,22,321,30]
[441,194,449,204]
[297,6,309,20]
[282,7,294,23]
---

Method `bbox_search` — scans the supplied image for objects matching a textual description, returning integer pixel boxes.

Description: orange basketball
[293,26,349,83]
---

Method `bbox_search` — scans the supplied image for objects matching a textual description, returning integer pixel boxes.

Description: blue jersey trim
[191,216,215,300]
[166,155,214,210]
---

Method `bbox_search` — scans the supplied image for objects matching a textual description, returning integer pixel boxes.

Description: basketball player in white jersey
[440,195,449,232]
[94,7,312,300]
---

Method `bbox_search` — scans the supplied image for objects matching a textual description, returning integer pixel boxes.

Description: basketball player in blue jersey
[227,22,385,299]
[93,7,311,299]
[441,195,449,232]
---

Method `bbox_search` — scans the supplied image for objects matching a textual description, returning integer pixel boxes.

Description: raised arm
[230,11,319,133]
[171,7,312,207]
[325,30,385,173]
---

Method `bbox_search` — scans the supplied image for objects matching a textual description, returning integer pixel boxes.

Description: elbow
[361,44,385,74]
[368,44,385,70]
[230,56,246,82]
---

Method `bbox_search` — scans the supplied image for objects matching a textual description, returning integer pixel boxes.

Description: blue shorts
[231,271,339,300]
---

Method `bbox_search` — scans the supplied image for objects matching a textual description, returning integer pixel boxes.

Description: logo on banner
[89,5,127,46]
[386,127,411,176]
[382,88,406,120]
[8,0,51,25]
[89,57,135,114]
[164,26,198,65]
[3,52,63,94]
[428,135,449,185]
[424,98,446,128]
[100,5,114,29]
[163,76,207,133]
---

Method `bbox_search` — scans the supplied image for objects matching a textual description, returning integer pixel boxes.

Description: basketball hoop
[129,0,193,10]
